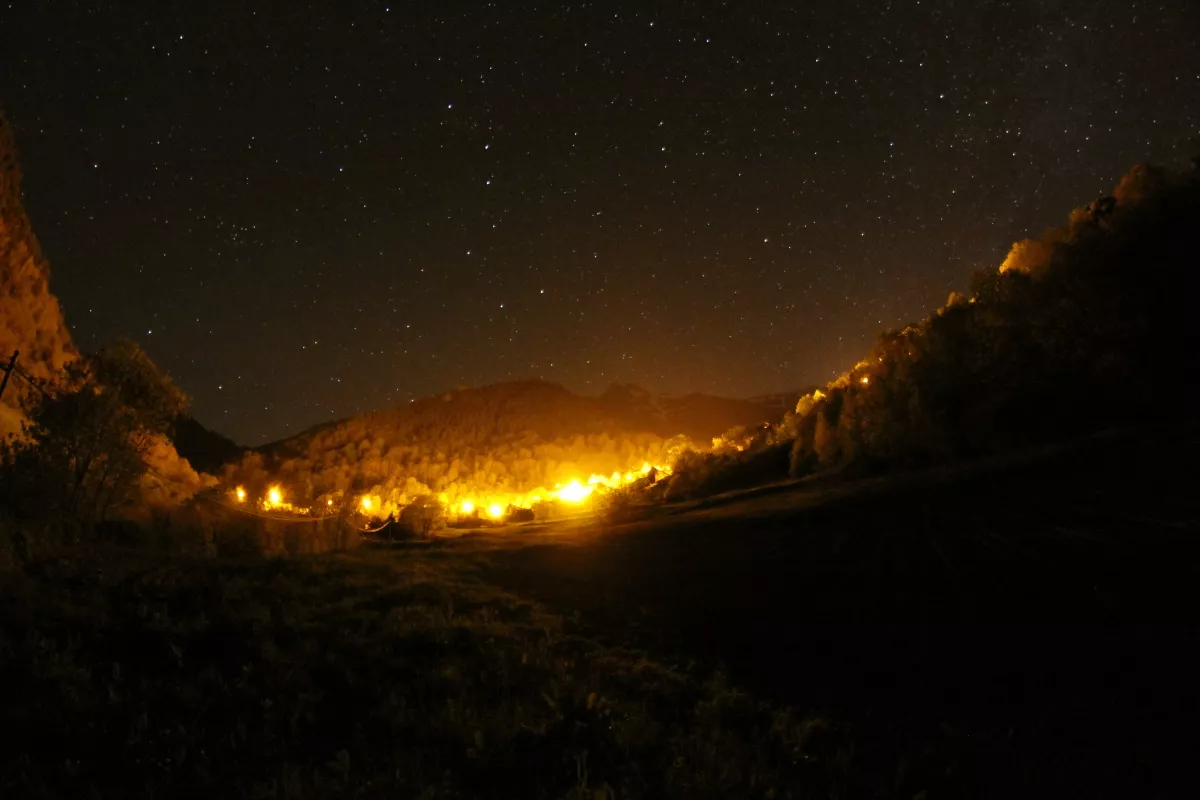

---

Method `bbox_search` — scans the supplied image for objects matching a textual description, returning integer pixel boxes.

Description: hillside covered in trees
[660,160,1200,500]
[223,380,782,516]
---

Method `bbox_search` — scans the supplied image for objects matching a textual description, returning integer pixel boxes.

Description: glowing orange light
[234,486,246,503]
[327,498,333,506]
[360,496,373,512]
[487,503,504,518]
[557,480,593,503]
[860,375,870,385]
[266,486,283,507]
[461,500,475,514]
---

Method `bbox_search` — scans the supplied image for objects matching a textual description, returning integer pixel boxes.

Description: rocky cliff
[0,114,211,505]
[0,114,77,434]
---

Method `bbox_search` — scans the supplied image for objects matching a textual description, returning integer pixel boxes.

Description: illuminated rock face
[0,117,207,507]
[0,115,78,430]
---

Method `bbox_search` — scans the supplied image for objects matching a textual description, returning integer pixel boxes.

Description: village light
[235,486,246,503]
[461,500,475,514]
[557,480,593,503]
[487,503,504,518]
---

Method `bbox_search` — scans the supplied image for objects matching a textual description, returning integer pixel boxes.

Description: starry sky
[3,1,1199,445]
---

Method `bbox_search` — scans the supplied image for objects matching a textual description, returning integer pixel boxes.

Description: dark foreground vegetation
[3,422,1194,798]
[0,535,851,799]
[487,424,1200,798]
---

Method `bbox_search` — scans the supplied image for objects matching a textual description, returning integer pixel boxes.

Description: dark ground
[3,427,1196,797]
[480,426,1200,797]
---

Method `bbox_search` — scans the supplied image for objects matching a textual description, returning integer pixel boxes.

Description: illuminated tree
[0,339,187,527]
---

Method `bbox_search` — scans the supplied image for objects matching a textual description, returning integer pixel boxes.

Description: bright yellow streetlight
[557,480,592,503]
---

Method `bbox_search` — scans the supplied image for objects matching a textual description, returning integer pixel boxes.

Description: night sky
[3,1,1199,445]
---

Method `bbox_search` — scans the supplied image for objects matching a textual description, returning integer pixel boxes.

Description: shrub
[0,339,187,529]
[399,494,446,537]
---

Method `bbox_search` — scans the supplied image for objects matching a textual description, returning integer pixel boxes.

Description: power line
[5,357,50,397]
[0,350,17,401]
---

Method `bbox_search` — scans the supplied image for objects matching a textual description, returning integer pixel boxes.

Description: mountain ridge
[255,379,783,451]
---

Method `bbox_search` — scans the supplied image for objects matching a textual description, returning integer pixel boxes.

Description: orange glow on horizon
[236,459,671,521]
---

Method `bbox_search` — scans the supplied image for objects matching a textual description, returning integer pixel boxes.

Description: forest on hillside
[659,161,1200,501]
[223,380,778,515]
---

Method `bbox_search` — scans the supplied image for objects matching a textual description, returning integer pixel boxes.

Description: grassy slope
[0,540,847,799]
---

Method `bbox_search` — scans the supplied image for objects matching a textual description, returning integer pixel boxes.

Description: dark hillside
[170,415,244,474]
[662,161,1200,500]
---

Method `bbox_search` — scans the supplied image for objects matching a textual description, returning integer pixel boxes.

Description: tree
[0,339,188,527]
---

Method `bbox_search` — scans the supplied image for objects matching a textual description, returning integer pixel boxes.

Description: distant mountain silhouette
[595,382,785,440]
[170,415,244,474]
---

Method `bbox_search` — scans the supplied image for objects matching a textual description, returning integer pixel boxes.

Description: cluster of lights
[449,462,667,520]
[231,484,306,514]
[227,461,670,522]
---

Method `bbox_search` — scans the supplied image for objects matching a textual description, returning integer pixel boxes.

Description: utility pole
[0,350,17,402]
